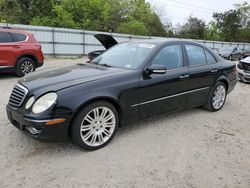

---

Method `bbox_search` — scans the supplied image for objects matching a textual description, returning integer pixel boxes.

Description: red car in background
[0,28,44,77]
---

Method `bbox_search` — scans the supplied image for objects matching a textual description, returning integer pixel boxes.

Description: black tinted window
[205,50,216,64]
[185,44,206,66]
[152,44,183,69]
[11,33,27,42]
[0,32,13,43]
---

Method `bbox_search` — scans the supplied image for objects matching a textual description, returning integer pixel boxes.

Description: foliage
[0,0,249,42]
[116,20,149,35]
[0,0,166,36]
[178,16,206,39]
[212,2,250,42]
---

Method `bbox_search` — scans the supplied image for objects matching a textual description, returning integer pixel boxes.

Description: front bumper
[237,71,250,83]
[6,105,70,141]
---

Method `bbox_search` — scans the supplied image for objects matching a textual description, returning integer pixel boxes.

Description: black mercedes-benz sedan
[6,39,237,150]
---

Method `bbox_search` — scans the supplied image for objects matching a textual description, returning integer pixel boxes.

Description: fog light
[26,127,42,135]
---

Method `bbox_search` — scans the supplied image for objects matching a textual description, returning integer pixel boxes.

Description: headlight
[25,96,35,109]
[32,92,57,114]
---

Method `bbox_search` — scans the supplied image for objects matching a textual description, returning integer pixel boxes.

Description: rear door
[0,31,16,67]
[137,43,189,118]
[184,43,221,108]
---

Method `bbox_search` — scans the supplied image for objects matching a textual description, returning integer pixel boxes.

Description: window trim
[0,31,28,44]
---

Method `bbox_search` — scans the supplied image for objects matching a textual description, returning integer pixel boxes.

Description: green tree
[116,20,149,35]
[0,0,56,24]
[178,16,206,39]
[212,2,250,42]
[0,0,167,36]
[213,10,241,41]
[203,21,221,41]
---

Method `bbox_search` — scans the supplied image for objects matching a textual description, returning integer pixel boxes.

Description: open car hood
[240,57,250,64]
[94,34,118,49]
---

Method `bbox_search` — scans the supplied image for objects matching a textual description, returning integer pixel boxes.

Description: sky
[146,0,247,25]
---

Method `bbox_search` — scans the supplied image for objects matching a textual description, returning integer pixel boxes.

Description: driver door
[137,43,189,119]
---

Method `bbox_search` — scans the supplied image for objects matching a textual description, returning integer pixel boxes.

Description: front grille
[242,62,250,71]
[9,84,28,107]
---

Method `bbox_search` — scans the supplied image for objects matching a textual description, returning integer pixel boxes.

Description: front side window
[185,44,206,66]
[0,32,13,43]
[152,44,183,69]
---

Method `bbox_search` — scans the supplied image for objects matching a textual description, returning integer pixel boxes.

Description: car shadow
[0,73,19,80]
[117,108,199,136]
[6,107,204,156]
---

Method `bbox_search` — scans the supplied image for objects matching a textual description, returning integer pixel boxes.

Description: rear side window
[185,44,206,66]
[205,50,217,64]
[0,32,13,43]
[152,44,183,69]
[11,33,27,42]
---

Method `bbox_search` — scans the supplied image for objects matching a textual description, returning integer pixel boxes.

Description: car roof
[0,27,32,35]
[130,38,206,47]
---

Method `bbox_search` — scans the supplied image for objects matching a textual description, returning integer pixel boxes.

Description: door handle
[13,46,20,49]
[179,75,189,79]
[211,69,218,73]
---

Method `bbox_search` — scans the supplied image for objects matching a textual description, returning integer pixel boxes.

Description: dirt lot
[0,58,250,188]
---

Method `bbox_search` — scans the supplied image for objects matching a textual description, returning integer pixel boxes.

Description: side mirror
[146,64,167,75]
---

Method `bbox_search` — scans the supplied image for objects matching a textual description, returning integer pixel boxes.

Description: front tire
[204,82,227,112]
[16,57,35,77]
[71,101,119,151]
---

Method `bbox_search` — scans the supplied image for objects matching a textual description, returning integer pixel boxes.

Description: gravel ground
[0,58,250,188]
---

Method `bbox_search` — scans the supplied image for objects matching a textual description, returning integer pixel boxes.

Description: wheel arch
[68,96,123,135]
[15,54,38,68]
[216,76,229,91]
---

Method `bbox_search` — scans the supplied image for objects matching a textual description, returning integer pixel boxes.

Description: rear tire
[16,57,35,77]
[203,82,227,112]
[71,101,119,151]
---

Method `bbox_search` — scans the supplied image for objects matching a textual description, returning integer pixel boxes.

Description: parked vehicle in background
[0,28,44,77]
[242,47,250,58]
[237,56,250,83]
[6,39,237,150]
[87,34,118,61]
[218,47,244,61]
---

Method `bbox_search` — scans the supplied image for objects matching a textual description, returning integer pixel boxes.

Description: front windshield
[91,42,156,69]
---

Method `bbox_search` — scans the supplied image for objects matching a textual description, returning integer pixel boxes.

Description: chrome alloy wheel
[80,107,116,146]
[21,60,34,74]
[212,85,226,110]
